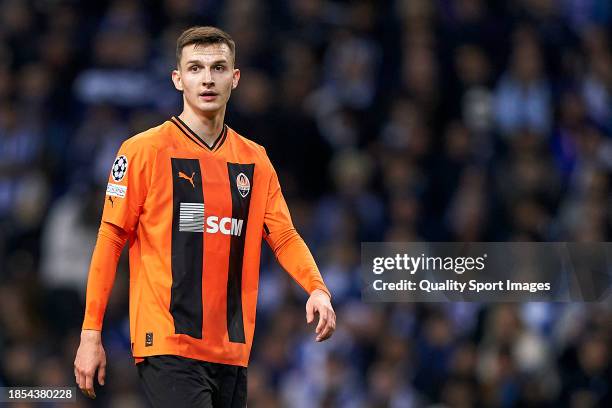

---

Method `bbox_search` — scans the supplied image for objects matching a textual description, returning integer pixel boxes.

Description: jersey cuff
[310,283,331,299]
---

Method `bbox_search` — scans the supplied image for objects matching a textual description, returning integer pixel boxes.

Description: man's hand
[306,289,336,342]
[74,329,106,399]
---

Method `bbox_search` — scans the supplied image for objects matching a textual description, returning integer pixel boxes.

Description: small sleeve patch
[107,183,127,198]
[111,155,128,182]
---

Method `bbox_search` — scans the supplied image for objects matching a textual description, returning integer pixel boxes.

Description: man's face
[172,43,240,116]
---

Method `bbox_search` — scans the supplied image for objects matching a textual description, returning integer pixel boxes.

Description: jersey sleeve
[263,161,331,298]
[82,221,129,330]
[102,139,155,234]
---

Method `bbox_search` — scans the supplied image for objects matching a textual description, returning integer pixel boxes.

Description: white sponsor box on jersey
[106,183,127,198]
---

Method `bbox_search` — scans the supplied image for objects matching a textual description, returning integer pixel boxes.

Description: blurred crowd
[0,0,611,407]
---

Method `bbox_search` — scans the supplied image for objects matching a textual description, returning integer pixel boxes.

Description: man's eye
[190,66,200,72]
[214,65,225,71]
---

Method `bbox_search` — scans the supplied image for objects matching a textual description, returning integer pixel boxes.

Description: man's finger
[84,373,96,399]
[81,388,95,399]
[315,310,327,334]
[316,310,336,341]
[98,364,106,386]
[316,314,333,341]
[78,373,91,398]
[317,319,336,341]
[78,370,85,390]
[306,303,314,323]
[317,322,334,341]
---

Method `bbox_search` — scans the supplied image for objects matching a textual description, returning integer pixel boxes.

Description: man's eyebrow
[185,59,229,65]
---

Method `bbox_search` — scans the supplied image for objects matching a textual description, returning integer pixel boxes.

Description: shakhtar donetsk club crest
[111,155,128,182]
[236,173,250,198]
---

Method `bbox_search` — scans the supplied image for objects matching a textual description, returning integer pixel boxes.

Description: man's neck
[178,105,225,147]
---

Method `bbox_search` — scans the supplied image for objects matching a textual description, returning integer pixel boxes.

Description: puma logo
[107,196,114,207]
[178,171,196,188]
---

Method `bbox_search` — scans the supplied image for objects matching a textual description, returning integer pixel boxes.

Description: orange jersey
[82,117,329,367]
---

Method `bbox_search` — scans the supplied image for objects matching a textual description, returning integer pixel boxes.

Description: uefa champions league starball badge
[111,155,128,182]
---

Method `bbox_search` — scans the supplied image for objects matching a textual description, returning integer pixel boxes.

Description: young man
[74,26,335,407]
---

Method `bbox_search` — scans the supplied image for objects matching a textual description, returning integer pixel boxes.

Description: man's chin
[184,96,226,116]
[194,102,222,114]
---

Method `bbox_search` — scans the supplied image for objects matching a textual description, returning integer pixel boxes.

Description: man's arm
[263,162,336,341]
[75,140,153,398]
[74,221,128,398]
[265,227,336,341]
[265,226,330,296]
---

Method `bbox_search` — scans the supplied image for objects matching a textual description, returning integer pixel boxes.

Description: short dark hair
[176,26,236,67]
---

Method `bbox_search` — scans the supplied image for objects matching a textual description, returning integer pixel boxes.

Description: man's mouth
[199,91,218,101]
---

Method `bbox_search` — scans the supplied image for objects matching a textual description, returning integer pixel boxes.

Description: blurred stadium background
[0,0,611,406]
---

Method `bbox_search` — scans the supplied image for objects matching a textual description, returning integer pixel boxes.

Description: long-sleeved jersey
[82,116,329,366]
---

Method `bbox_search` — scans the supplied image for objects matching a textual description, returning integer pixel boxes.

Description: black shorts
[137,355,247,408]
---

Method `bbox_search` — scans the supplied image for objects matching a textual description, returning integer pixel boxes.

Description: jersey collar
[170,116,228,151]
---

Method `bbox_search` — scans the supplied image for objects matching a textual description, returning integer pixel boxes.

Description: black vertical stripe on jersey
[170,158,204,339]
[226,163,255,343]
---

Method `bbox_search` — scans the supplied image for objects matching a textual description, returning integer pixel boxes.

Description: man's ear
[232,68,240,90]
[172,69,183,91]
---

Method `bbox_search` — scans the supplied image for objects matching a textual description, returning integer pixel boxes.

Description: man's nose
[203,68,213,84]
